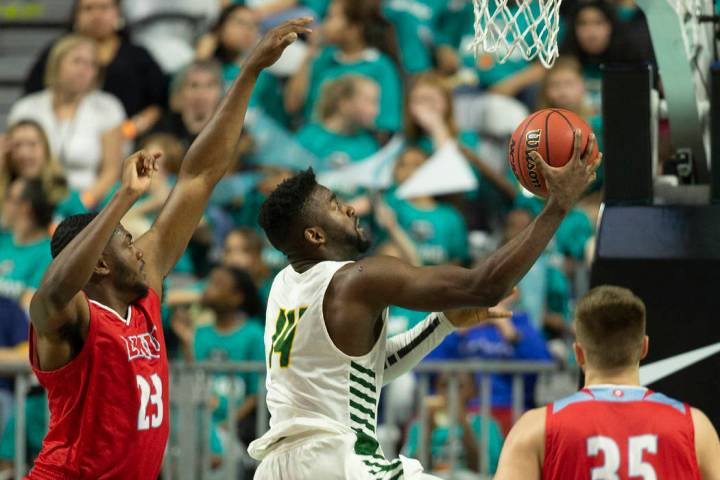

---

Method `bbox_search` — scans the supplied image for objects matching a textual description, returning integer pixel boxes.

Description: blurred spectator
[498,208,571,334]
[195,4,289,126]
[403,72,516,215]
[403,373,504,475]
[0,120,86,227]
[0,388,47,477]
[9,35,124,207]
[381,0,447,74]
[383,147,469,266]
[296,74,380,171]
[286,0,403,133]
[430,0,545,105]
[152,60,223,151]
[560,0,645,112]
[405,72,475,153]
[0,298,28,437]
[222,228,273,303]
[609,0,657,68]
[456,293,552,435]
[171,266,265,473]
[24,0,167,140]
[0,179,54,309]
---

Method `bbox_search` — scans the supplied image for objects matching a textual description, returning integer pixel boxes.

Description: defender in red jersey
[26,19,312,480]
[495,286,720,480]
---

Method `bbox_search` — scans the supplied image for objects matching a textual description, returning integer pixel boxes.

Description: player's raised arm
[30,151,159,337]
[136,18,313,291]
[335,130,601,315]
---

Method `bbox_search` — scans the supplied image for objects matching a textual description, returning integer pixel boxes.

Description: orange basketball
[508,108,599,198]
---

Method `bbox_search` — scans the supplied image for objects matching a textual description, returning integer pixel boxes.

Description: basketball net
[470,0,562,69]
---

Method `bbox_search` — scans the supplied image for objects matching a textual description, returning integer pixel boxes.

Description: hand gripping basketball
[530,130,602,213]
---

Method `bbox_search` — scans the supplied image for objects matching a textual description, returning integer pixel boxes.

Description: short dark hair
[19,179,55,230]
[575,285,647,370]
[258,168,318,252]
[219,266,264,318]
[51,213,98,258]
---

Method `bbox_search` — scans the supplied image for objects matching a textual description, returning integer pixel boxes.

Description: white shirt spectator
[8,89,126,191]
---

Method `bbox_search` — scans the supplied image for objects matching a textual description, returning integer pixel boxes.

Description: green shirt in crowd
[403,414,504,474]
[53,190,87,225]
[193,320,265,423]
[0,231,53,301]
[384,191,469,266]
[296,122,380,171]
[382,0,448,73]
[0,393,47,462]
[306,47,403,132]
[223,63,290,128]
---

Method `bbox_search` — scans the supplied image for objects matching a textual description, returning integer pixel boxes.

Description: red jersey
[543,385,701,480]
[27,289,169,480]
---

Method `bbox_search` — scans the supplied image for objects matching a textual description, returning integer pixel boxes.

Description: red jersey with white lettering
[27,289,169,480]
[543,385,701,480]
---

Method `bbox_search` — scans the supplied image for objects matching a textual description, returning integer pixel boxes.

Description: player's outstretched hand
[121,150,161,198]
[531,129,602,212]
[245,17,313,73]
[444,288,517,328]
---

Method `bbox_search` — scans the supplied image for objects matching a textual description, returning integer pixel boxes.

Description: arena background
[0,0,719,478]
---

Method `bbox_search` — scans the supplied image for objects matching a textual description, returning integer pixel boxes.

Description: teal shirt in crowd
[387,306,430,338]
[403,414,504,474]
[306,47,403,132]
[193,320,265,423]
[383,0,448,73]
[223,63,289,128]
[296,122,379,171]
[53,190,87,224]
[0,393,47,461]
[454,2,542,88]
[385,191,469,266]
[0,232,53,301]
[301,0,330,17]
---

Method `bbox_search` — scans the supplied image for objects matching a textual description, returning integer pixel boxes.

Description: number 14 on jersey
[269,306,307,368]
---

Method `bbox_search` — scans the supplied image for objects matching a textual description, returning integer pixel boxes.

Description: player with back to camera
[24,19,313,480]
[249,117,601,476]
[494,285,720,480]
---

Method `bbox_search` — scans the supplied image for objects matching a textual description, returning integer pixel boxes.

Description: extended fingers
[581,133,596,164]
[529,151,552,175]
[571,129,582,163]
[487,307,513,319]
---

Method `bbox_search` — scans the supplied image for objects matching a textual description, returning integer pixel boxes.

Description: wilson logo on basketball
[525,129,542,189]
[122,326,161,361]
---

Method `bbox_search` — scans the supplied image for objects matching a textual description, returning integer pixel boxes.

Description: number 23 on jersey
[269,306,307,368]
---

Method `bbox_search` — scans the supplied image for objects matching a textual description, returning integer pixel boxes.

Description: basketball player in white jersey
[248,131,600,478]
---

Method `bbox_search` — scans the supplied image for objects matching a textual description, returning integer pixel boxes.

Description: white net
[470,0,562,69]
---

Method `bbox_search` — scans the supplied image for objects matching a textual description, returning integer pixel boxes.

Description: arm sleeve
[383,312,455,385]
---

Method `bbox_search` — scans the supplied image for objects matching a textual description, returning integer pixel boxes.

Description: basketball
[508,108,599,198]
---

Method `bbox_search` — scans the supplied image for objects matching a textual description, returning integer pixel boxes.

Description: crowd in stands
[0,0,659,477]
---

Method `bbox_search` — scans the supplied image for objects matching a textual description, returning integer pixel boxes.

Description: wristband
[121,120,138,140]
[81,190,96,209]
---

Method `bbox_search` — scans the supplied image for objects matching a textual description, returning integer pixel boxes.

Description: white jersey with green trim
[248,260,416,479]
